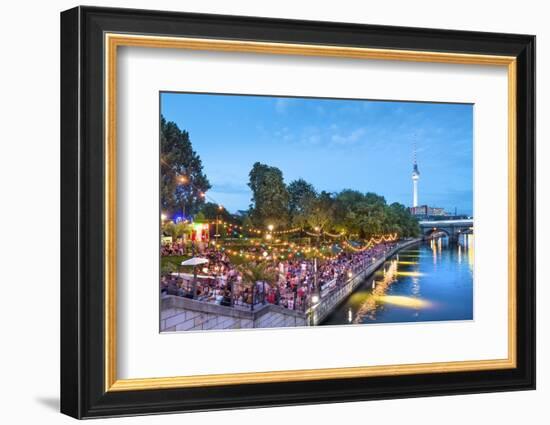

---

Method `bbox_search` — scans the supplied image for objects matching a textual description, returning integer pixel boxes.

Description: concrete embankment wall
[161,295,306,332]
[311,238,422,325]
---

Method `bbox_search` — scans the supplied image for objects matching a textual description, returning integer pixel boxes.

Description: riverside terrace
[161,240,401,316]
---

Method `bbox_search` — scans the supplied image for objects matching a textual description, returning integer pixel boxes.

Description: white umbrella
[171,272,214,280]
[181,257,209,266]
[180,257,209,298]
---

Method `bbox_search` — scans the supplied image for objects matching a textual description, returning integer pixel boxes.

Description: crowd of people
[160,241,185,256]
[160,240,398,312]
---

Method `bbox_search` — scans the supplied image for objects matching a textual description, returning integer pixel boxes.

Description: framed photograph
[60,6,535,419]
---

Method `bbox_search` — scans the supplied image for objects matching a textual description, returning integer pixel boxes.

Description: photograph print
[159,92,474,333]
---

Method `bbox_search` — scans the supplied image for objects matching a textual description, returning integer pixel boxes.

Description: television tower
[412,143,420,207]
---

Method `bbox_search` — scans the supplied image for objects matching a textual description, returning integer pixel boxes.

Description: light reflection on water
[322,238,474,326]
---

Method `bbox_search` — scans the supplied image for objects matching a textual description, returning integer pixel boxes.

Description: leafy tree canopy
[248,162,290,228]
[199,202,233,222]
[160,116,211,218]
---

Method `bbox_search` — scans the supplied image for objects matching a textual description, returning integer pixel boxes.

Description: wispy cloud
[272,124,370,148]
[331,127,367,145]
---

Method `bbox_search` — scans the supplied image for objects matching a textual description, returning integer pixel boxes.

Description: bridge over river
[419,219,473,242]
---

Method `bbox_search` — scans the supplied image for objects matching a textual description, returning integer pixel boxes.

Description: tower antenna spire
[412,135,420,208]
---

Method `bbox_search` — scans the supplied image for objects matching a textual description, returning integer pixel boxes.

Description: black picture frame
[61,5,535,419]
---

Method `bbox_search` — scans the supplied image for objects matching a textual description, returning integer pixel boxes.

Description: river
[322,236,474,326]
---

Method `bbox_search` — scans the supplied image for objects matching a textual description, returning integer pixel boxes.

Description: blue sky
[161,92,473,215]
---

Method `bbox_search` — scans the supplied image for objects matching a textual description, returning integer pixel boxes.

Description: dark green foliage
[248,162,290,228]
[288,179,317,227]
[160,116,211,217]
[246,163,418,239]
[199,202,232,222]
[331,190,419,238]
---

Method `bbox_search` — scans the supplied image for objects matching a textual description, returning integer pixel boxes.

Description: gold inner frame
[104,33,517,392]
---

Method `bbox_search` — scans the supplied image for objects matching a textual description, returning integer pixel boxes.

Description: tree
[333,190,366,234]
[242,215,254,229]
[194,211,206,223]
[306,191,335,231]
[160,116,211,218]
[388,202,420,237]
[238,262,278,289]
[237,262,278,310]
[161,261,178,275]
[199,202,232,222]
[287,179,317,227]
[244,162,419,240]
[331,190,414,239]
[357,192,387,237]
[198,203,236,239]
[248,162,289,228]
[162,221,189,242]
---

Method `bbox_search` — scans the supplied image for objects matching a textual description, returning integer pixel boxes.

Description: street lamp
[266,224,274,241]
[176,175,189,219]
[215,205,223,247]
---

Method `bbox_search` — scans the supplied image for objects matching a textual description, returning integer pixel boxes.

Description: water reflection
[323,237,474,326]
[378,295,431,309]
[352,259,398,323]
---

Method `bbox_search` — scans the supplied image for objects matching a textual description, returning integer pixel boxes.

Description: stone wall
[161,295,306,332]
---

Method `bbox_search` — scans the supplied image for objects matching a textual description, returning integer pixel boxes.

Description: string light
[273,227,301,235]
[163,210,398,260]
[323,230,345,238]
[342,233,398,252]
[304,230,322,237]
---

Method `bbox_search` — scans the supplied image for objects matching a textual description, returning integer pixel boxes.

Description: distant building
[410,205,448,218]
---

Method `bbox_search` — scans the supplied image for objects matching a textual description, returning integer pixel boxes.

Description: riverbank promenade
[160,238,421,331]
[307,238,421,325]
